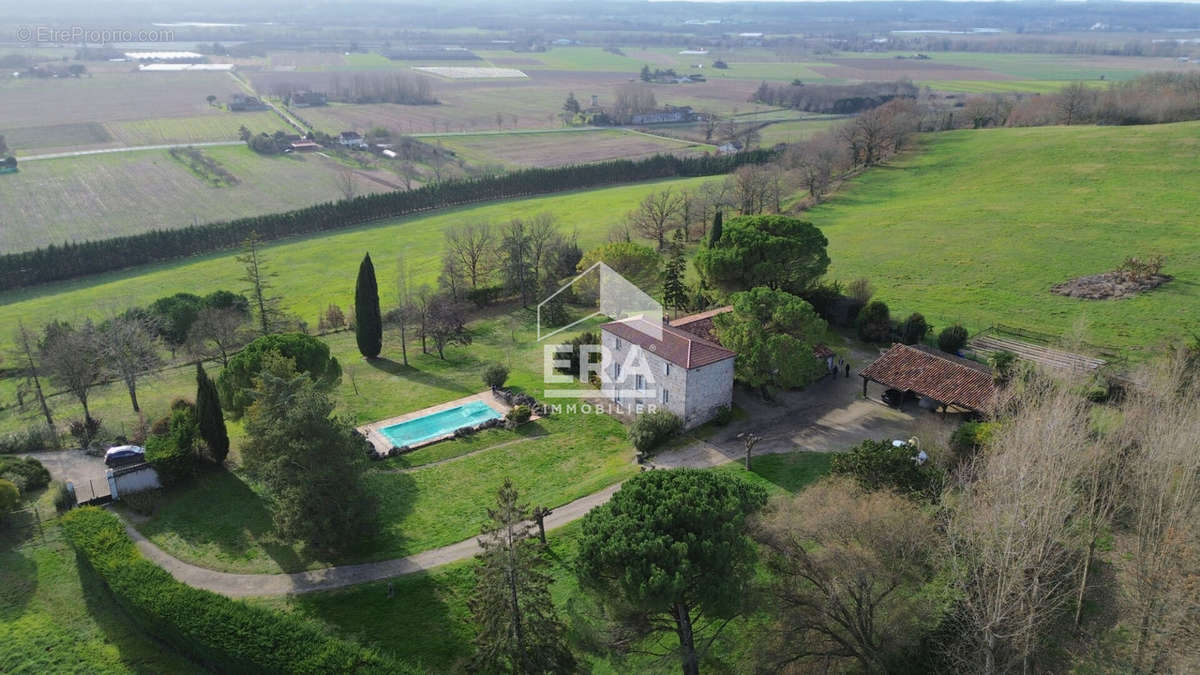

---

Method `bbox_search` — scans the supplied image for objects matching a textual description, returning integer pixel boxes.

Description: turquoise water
[379,401,502,448]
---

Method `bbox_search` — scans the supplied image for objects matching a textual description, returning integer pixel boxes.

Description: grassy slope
[808,122,1200,353]
[0,175,714,351]
[0,494,202,674]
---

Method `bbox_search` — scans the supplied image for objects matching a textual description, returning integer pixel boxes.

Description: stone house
[600,313,735,429]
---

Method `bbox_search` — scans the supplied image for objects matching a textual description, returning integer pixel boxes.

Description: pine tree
[708,210,723,248]
[663,229,688,317]
[640,64,652,82]
[355,252,383,359]
[469,479,575,674]
[195,363,229,465]
[237,232,284,335]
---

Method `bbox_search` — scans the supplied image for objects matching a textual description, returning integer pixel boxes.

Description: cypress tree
[195,363,229,465]
[355,252,383,359]
[709,210,723,248]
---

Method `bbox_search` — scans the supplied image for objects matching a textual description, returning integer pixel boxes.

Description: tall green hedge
[60,507,416,674]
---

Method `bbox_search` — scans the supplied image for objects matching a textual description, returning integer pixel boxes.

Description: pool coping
[357,390,528,457]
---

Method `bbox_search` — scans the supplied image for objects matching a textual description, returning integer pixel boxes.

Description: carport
[859,343,995,415]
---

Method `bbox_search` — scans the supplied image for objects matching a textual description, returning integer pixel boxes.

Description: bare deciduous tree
[100,313,162,413]
[186,307,250,367]
[12,321,54,427]
[628,188,684,249]
[755,477,942,673]
[444,221,495,290]
[40,320,103,422]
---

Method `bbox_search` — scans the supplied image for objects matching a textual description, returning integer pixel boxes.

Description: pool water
[379,401,503,448]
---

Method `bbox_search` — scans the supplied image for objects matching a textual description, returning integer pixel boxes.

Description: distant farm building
[338,131,367,148]
[228,94,269,111]
[290,90,328,107]
[138,63,235,71]
[289,140,321,152]
[124,51,204,62]
[630,106,696,125]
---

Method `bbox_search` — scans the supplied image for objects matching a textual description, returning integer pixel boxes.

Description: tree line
[752,80,920,115]
[0,150,774,292]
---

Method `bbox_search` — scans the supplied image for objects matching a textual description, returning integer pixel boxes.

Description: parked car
[881,388,915,408]
[104,445,145,468]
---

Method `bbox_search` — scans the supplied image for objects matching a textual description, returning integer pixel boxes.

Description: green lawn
[252,451,833,671]
[105,110,291,146]
[917,79,1109,94]
[809,121,1200,355]
[124,313,638,574]
[0,493,201,674]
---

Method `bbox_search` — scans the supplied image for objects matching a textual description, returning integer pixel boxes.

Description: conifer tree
[663,229,688,316]
[195,363,230,464]
[355,252,382,359]
[708,210,723,248]
[469,479,575,674]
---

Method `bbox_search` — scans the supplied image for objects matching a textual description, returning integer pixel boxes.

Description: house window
[614,363,621,380]
[665,362,671,377]
[614,336,623,350]
[635,374,645,390]
[662,389,669,404]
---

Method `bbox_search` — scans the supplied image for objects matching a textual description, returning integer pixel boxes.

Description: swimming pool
[379,401,503,448]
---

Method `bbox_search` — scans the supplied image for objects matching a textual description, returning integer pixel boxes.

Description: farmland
[0,146,393,252]
[809,121,1200,353]
[428,128,707,167]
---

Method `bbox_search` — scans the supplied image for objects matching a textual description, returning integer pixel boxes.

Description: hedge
[60,507,417,674]
[0,150,774,291]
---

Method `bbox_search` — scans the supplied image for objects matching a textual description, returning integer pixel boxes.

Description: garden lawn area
[134,412,635,574]
[123,311,637,574]
[0,493,201,674]
[808,121,1200,355]
[251,451,833,671]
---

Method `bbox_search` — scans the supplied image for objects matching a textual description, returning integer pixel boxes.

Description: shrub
[60,507,413,673]
[218,333,342,417]
[856,300,891,343]
[0,424,58,454]
[938,324,969,354]
[482,363,510,389]
[949,421,996,462]
[628,410,683,454]
[0,456,51,494]
[506,404,532,424]
[901,312,930,345]
[830,439,943,500]
[68,417,103,449]
[145,407,201,487]
[0,479,19,513]
[847,277,874,305]
[988,350,1017,383]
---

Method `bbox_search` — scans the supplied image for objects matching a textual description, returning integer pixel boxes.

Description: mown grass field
[251,451,834,672]
[105,110,291,147]
[0,145,392,252]
[809,121,1200,354]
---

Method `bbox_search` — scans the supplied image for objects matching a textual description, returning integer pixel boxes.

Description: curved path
[125,484,622,598]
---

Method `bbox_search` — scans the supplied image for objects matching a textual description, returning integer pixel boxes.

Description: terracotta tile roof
[602,316,735,369]
[860,343,995,413]
[669,306,733,342]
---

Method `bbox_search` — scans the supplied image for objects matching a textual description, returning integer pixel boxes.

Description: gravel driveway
[22,450,111,502]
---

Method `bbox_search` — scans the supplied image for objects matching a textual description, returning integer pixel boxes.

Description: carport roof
[860,343,995,413]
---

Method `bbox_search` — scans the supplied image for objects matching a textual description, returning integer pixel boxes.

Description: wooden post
[862,376,868,398]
